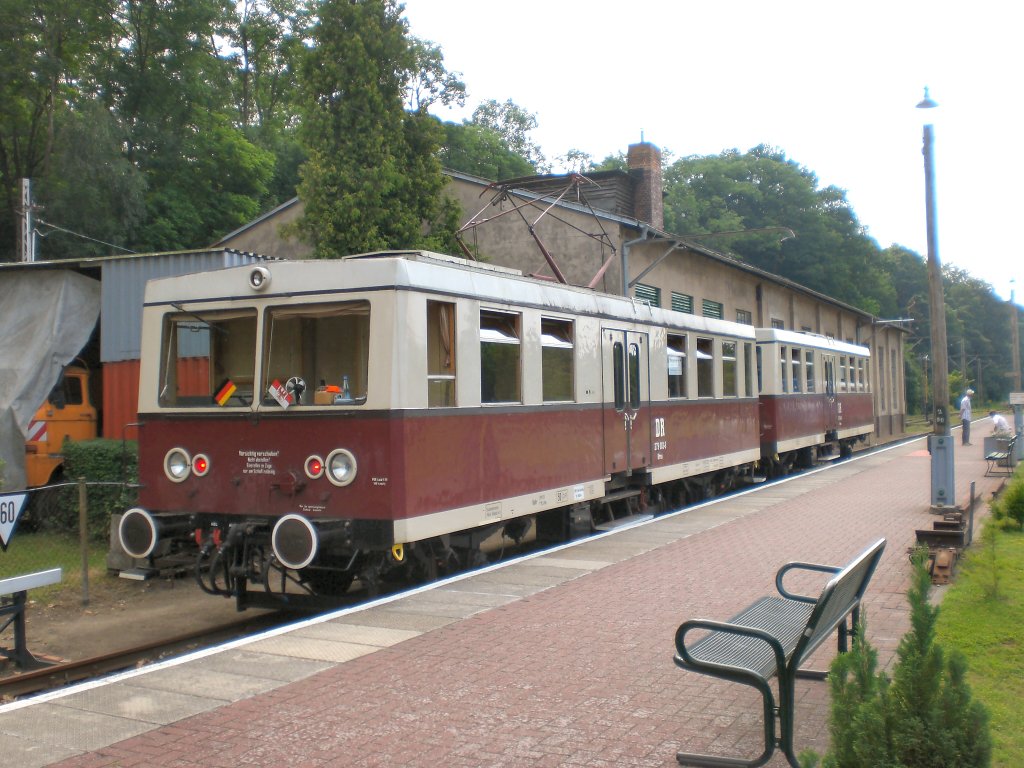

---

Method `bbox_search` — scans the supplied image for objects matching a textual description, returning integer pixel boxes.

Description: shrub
[816,558,991,767]
[992,472,1024,530]
[39,439,139,540]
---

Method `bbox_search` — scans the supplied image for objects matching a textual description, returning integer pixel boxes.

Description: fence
[1,479,137,608]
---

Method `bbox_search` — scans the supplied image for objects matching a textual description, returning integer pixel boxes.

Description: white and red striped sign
[26,419,47,443]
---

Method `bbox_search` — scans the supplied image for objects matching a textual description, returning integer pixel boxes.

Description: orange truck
[23,366,98,487]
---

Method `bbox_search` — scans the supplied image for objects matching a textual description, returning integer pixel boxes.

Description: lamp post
[918,87,956,509]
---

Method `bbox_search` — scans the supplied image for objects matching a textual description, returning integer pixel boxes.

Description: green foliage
[470,98,547,172]
[991,472,1024,530]
[936,525,1024,763]
[440,121,535,180]
[293,0,456,256]
[818,559,991,767]
[52,439,138,541]
[663,146,894,316]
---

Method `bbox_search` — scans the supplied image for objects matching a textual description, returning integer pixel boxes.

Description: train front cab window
[541,317,574,402]
[667,334,687,398]
[427,300,456,407]
[696,337,713,398]
[159,309,257,407]
[262,301,370,406]
[480,309,521,404]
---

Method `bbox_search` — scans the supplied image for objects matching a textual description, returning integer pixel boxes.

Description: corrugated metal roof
[100,250,268,362]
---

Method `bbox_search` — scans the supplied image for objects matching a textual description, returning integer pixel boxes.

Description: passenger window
[839,355,848,391]
[667,334,687,398]
[480,309,521,403]
[722,341,737,397]
[805,350,815,392]
[541,317,574,402]
[263,301,370,406]
[791,348,802,393]
[696,337,713,398]
[427,301,456,407]
[160,309,257,407]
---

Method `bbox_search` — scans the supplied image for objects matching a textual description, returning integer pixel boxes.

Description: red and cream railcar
[755,328,873,474]
[118,251,762,608]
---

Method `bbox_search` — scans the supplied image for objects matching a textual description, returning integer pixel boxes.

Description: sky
[402,0,1023,306]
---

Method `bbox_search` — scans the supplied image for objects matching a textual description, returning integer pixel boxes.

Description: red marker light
[304,455,325,479]
[192,453,210,477]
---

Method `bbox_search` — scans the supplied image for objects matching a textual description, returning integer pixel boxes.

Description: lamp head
[917,87,938,110]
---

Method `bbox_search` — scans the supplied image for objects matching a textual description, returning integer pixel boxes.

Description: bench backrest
[789,538,885,669]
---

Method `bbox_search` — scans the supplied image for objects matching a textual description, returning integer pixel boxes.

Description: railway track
[0,610,291,702]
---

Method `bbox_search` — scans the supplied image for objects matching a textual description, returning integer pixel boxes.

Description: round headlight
[192,453,210,477]
[325,448,357,487]
[164,447,192,483]
[304,455,324,479]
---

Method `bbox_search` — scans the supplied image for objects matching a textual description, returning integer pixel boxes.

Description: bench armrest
[775,561,841,603]
[674,618,787,681]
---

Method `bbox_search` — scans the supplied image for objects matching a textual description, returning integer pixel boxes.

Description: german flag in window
[214,379,237,406]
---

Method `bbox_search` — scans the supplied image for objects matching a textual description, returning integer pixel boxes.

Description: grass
[0,531,114,604]
[935,520,1024,766]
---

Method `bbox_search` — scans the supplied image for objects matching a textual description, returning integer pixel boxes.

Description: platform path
[0,431,1007,767]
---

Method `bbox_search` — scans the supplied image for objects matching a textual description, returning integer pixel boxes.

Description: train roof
[143,250,757,339]
[755,327,870,356]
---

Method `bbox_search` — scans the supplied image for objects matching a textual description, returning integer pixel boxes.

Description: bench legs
[676,672,787,768]
[0,590,49,669]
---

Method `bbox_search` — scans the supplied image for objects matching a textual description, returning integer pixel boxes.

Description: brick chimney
[627,141,664,230]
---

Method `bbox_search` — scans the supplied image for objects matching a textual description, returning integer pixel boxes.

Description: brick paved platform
[0,433,1008,768]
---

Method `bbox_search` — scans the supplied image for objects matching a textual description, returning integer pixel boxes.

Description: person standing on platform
[959,388,974,445]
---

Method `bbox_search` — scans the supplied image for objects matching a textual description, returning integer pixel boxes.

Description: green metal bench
[673,538,886,767]
[985,433,1018,476]
[1,568,63,669]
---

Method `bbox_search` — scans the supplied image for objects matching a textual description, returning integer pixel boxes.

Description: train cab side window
[541,317,574,402]
[667,334,687,398]
[427,301,456,407]
[722,341,737,397]
[780,345,789,393]
[480,309,521,404]
[696,337,713,398]
[805,350,815,392]
[262,301,370,406]
[159,309,257,407]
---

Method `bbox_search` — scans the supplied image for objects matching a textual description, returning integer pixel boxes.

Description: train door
[602,329,651,475]
[823,353,841,432]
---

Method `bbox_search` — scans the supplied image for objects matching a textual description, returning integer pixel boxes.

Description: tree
[0,0,115,260]
[293,0,457,257]
[821,558,991,767]
[439,121,534,180]
[404,37,465,113]
[470,98,547,172]
[662,146,896,316]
